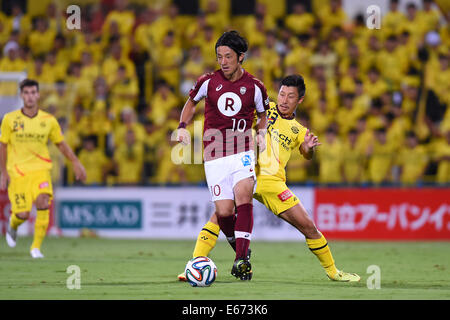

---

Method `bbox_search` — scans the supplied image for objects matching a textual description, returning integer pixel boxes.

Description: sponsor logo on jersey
[240,86,246,95]
[277,189,293,202]
[216,84,223,91]
[241,154,251,167]
[217,92,242,117]
[39,181,49,189]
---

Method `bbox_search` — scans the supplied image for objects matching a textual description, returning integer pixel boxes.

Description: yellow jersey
[0,109,64,178]
[256,102,307,182]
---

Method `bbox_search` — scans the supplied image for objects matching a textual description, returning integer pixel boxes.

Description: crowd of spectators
[0,0,449,186]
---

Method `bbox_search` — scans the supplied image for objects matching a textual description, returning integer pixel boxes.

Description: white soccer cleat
[30,248,44,259]
[6,223,17,248]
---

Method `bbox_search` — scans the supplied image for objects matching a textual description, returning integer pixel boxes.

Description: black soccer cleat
[231,259,252,281]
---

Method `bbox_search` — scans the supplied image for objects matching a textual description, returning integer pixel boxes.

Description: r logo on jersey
[217,92,242,117]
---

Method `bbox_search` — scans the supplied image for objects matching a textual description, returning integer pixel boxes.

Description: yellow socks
[192,221,220,258]
[10,213,27,230]
[30,209,49,250]
[306,233,338,278]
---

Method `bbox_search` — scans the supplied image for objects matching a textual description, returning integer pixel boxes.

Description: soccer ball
[184,256,217,287]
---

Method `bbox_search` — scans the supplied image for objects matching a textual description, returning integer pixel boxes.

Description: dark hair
[19,79,39,92]
[215,30,248,63]
[281,74,306,98]
[376,127,386,134]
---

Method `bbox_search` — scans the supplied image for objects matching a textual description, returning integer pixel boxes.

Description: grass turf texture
[0,237,449,300]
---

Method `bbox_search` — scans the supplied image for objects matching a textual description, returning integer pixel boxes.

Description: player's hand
[73,159,87,182]
[303,129,321,151]
[256,130,266,153]
[0,171,10,191]
[176,128,191,146]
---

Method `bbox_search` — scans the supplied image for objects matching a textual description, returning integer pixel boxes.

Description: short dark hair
[281,74,306,98]
[215,30,248,63]
[19,79,39,92]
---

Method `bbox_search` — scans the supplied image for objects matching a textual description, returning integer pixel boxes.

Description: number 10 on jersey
[231,118,247,132]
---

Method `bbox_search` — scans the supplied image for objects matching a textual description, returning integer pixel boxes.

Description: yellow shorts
[8,170,53,214]
[253,178,299,216]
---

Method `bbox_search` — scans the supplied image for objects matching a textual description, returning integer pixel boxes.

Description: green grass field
[0,237,449,300]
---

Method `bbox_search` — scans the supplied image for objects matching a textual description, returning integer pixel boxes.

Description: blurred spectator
[342,128,366,184]
[285,1,315,35]
[364,67,388,99]
[435,130,450,184]
[109,65,139,118]
[153,30,183,91]
[367,127,396,185]
[383,0,406,36]
[103,0,135,37]
[147,80,180,126]
[113,129,144,185]
[397,131,429,185]
[28,17,56,56]
[317,126,343,184]
[78,136,110,185]
[0,41,26,71]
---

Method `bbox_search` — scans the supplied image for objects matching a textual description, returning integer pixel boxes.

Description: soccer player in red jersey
[176,31,269,280]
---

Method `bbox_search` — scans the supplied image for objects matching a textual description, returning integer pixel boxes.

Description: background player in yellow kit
[0,79,87,258]
[179,75,360,282]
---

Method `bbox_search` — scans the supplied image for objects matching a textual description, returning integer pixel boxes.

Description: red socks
[216,203,254,261]
[217,214,236,251]
[234,203,253,261]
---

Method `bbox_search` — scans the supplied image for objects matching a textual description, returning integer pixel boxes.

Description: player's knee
[234,190,254,205]
[35,194,50,210]
[16,212,30,220]
[215,208,234,218]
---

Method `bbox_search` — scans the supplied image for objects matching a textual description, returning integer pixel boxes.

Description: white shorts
[204,151,257,201]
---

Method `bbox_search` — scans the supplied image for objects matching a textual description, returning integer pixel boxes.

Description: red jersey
[189,69,269,161]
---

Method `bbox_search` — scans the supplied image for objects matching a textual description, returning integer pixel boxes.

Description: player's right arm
[0,114,11,190]
[176,73,211,145]
[176,97,197,145]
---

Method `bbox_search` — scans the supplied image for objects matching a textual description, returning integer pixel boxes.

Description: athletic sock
[217,214,235,237]
[192,221,220,258]
[306,233,338,278]
[10,213,27,230]
[234,203,253,261]
[30,209,49,250]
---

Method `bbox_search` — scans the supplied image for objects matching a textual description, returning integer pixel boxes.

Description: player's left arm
[255,111,268,152]
[254,80,270,152]
[300,129,321,160]
[56,141,87,182]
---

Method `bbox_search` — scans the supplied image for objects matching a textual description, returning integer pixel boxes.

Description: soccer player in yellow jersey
[178,75,360,282]
[0,79,86,258]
